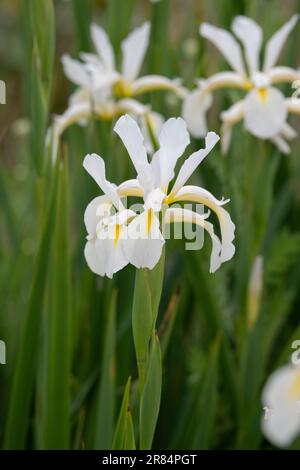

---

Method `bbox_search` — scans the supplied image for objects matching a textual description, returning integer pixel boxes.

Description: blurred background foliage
[1,0,300,450]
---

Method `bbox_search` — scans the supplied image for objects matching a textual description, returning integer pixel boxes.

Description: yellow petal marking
[288,371,300,400]
[258,87,268,105]
[146,208,153,235]
[114,224,121,247]
[113,79,133,98]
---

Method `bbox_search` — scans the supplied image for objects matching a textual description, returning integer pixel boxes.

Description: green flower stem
[132,250,165,448]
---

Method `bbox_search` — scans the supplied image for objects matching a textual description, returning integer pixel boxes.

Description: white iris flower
[51,22,185,161]
[262,364,300,448]
[83,115,235,278]
[183,15,300,154]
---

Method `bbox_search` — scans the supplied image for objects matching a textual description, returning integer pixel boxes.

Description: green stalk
[44,157,72,449]
[132,250,165,449]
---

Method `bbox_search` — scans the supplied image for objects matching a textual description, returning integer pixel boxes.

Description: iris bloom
[83,114,235,278]
[183,15,300,154]
[262,364,300,447]
[51,22,184,156]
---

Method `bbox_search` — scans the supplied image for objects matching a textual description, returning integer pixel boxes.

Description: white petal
[54,101,92,137]
[80,52,100,65]
[281,122,297,140]
[118,179,144,198]
[144,188,166,211]
[154,117,190,190]
[182,88,213,138]
[200,23,246,76]
[85,232,128,278]
[261,365,300,448]
[84,238,125,278]
[244,87,287,138]
[85,61,119,90]
[270,135,291,154]
[164,207,222,273]
[114,114,154,194]
[62,54,90,88]
[220,100,245,154]
[140,111,164,154]
[84,195,111,235]
[231,16,262,74]
[268,66,300,84]
[124,211,165,269]
[121,22,151,81]
[116,98,150,116]
[90,24,115,71]
[264,15,299,71]
[171,132,219,195]
[132,75,185,97]
[171,185,235,264]
[83,153,123,210]
[84,241,104,276]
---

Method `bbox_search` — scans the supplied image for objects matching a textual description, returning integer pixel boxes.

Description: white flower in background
[261,364,300,448]
[183,15,300,154]
[62,21,184,103]
[83,114,235,278]
[50,21,185,161]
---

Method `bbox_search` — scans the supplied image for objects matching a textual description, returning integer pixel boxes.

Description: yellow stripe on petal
[114,224,121,247]
[288,371,300,400]
[258,87,268,105]
[146,208,153,235]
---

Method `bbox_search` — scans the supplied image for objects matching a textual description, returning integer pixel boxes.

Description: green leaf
[139,334,162,450]
[112,377,131,450]
[192,337,220,449]
[44,158,72,449]
[21,0,55,175]
[124,411,136,450]
[93,289,117,449]
[4,161,59,449]
[107,0,136,52]
[72,0,92,52]
[132,252,165,391]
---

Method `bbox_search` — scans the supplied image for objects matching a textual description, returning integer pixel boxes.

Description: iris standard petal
[231,16,262,75]
[170,132,219,195]
[90,23,115,71]
[264,15,299,71]
[200,22,246,76]
[114,114,154,194]
[155,117,190,190]
[61,54,91,88]
[121,22,151,82]
[83,153,123,210]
